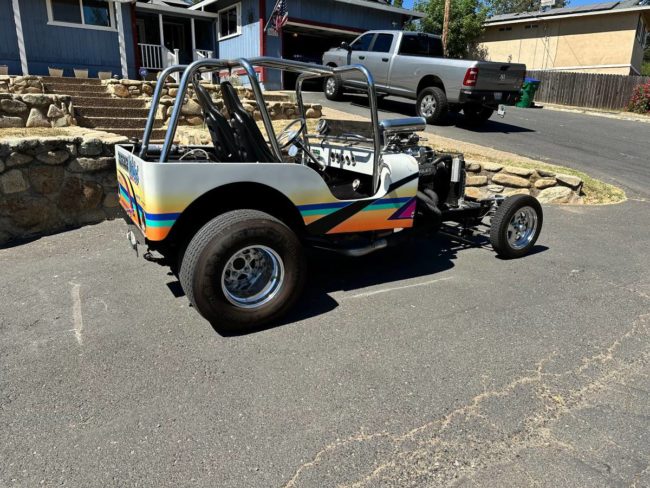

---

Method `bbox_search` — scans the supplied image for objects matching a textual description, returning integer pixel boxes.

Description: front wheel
[416,87,449,124]
[490,195,543,259]
[179,210,305,332]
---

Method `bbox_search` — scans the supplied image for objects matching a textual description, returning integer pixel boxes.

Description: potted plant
[98,71,112,80]
[0,65,8,76]
[74,68,89,79]
[48,67,64,77]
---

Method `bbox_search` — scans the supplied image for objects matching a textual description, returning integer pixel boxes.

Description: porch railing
[139,43,180,80]
[193,49,214,81]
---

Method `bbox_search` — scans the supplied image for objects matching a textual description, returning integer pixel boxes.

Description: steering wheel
[277,118,307,149]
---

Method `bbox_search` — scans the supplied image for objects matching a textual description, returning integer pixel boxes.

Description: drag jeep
[116,57,543,332]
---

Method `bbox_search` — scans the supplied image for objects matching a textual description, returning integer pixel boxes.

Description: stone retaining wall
[0,129,126,245]
[0,76,44,94]
[0,94,75,129]
[464,160,584,204]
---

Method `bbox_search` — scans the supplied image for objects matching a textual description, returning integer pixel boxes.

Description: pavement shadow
[343,94,534,134]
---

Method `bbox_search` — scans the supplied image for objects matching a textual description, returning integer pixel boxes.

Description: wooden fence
[526,70,650,111]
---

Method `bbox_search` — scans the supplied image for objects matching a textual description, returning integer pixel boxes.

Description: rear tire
[416,87,448,125]
[324,75,344,101]
[490,195,543,259]
[179,210,305,332]
[463,105,494,125]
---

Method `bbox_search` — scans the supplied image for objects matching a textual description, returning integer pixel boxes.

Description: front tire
[490,195,543,259]
[324,75,344,101]
[179,210,305,332]
[416,87,448,124]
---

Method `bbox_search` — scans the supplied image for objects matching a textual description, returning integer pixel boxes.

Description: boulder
[142,83,153,96]
[0,194,61,232]
[46,104,65,118]
[305,108,319,118]
[556,173,583,190]
[504,188,531,196]
[185,116,203,126]
[20,94,51,106]
[466,175,488,187]
[67,157,114,173]
[36,149,69,165]
[28,165,64,194]
[492,173,531,188]
[503,166,534,177]
[465,187,489,200]
[57,177,103,212]
[0,98,28,115]
[6,152,33,168]
[26,108,50,128]
[481,162,503,172]
[0,116,24,128]
[103,192,119,208]
[537,186,573,204]
[121,79,141,86]
[79,139,103,157]
[112,84,130,98]
[537,169,556,178]
[465,162,481,172]
[0,169,29,194]
[487,184,504,193]
[534,178,557,190]
[181,99,202,116]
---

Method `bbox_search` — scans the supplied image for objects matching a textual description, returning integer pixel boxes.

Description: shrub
[628,81,650,114]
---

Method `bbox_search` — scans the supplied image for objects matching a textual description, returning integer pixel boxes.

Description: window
[350,34,374,52]
[218,3,241,40]
[371,34,394,53]
[46,0,115,30]
[399,34,443,57]
[524,24,539,29]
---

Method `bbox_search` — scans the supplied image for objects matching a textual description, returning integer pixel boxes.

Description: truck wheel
[179,210,305,332]
[463,105,494,125]
[490,195,543,259]
[324,75,344,100]
[416,87,448,125]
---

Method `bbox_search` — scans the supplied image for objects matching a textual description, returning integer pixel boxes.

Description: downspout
[12,0,28,75]
[259,0,266,82]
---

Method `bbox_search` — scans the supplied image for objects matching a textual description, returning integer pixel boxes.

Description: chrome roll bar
[144,57,383,193]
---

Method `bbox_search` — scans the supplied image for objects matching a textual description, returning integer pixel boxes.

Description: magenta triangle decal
[389,198,417,220]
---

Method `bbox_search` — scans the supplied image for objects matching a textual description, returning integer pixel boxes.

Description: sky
[401,0,605,9]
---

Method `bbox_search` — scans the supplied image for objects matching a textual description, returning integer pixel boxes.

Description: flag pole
[263,0,281,33]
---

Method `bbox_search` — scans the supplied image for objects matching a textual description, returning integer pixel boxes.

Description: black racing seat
[220,81,278,163]
[192,79,239,162]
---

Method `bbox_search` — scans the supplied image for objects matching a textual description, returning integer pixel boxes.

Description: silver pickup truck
[322,30,526,125]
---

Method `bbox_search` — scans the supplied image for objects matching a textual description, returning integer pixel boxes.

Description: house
[1,0,423,89]
[479,0,650,75]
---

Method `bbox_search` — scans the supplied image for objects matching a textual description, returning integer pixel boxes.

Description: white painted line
[70,283,84,345]
[343,277,454,300]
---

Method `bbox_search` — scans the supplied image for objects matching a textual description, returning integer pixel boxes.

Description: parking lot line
[342,276,454,300]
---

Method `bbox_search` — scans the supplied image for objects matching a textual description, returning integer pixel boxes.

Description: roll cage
[139,57,384,193]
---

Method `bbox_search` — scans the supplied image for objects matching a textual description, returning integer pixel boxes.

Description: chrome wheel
[420,95,437,118]
[507,206,538,250]
[221,245,285,309]
[325,77,337,96]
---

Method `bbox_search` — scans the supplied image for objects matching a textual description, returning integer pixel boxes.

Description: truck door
[362,33,395,90]
[346,33,375,85]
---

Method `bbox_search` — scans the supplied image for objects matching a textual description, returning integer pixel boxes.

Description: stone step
[42,76,104,86]
[101,128,168,141]
[78,116,162,129]
[45,83,108,94]
[71,96,148,108]
[75,106,151,118]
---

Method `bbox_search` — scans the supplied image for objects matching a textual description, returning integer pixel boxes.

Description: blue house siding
[0,0,21,74]
[17,0,136,78]
[284,0,405,31]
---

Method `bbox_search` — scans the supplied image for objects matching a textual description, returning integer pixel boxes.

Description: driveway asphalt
[303,92,650,199]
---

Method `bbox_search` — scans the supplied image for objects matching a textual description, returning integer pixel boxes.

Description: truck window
[350,33,374,52]
[399,34,444,57]
[371,34,394,53]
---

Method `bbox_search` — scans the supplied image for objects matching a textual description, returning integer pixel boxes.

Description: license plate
[494,92,503,101]
[498,104,506,117]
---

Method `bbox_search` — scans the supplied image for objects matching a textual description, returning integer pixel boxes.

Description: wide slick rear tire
[179,210,305,332]
[490,195,543,259]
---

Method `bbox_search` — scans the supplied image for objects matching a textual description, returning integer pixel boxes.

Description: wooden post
[442,0,451,56]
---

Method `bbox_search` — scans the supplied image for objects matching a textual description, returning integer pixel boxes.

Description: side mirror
[340,42,351,51]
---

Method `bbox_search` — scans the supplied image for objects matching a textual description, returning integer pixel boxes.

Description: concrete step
[78,116,162,129]
[45,83,108,94]
[71,96,148,108]
[100,128,168,141]
[75,106,151,118]
[42,76,103,85]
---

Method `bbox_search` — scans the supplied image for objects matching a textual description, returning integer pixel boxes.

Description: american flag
[270,0,288,32]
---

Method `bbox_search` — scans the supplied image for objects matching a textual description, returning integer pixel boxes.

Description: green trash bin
[516,78,541,108]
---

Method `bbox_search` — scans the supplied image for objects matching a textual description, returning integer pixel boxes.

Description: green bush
[628,81,650,114]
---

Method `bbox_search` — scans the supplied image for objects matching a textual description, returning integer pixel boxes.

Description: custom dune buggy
[116,57,543,332]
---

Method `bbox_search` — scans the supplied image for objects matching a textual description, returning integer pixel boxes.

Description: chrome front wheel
[490,195,544,259]
[507,206,538,250]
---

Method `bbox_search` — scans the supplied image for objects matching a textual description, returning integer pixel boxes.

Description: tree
[393,0,404,6]
[414,0,487,58]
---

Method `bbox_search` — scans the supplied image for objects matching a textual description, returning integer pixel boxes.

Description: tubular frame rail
[140,57,383,193]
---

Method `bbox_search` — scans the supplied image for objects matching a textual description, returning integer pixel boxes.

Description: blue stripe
[297,202,351,212]
[369,197,412,206]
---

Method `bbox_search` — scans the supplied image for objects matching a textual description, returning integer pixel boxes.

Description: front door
[163,22,187,61]
[359,33,395,89]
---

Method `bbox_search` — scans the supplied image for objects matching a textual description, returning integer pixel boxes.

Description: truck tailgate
[474,62,525,92]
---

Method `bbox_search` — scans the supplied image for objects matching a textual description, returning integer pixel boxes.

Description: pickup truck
[322,30,526,125]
